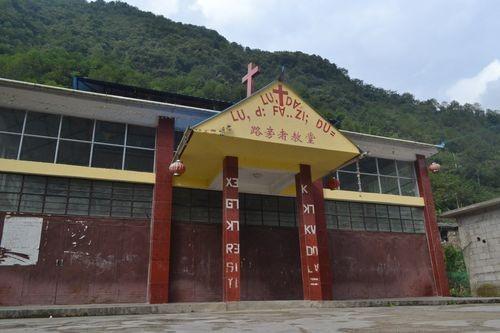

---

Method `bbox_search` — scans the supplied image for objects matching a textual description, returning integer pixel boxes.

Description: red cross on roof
[242,63,260,97]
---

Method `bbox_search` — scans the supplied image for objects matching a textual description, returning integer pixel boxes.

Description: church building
[0,65,449,305]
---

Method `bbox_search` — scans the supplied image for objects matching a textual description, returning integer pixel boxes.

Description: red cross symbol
[273,84,288,107]
[242,62,260,97]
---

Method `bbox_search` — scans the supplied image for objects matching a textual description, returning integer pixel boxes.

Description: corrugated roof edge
[440,197,500,218]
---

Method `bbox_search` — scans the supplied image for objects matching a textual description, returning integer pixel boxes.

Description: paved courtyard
[1,304,500,332]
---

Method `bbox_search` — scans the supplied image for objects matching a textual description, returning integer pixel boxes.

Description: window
[324,200,425,234]
[325,157,419,197]
[0,172,152,218]
[0,109,156,172]
[172,188,298,227]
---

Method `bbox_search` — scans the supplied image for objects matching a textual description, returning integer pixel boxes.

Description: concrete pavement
[1,304,500,332]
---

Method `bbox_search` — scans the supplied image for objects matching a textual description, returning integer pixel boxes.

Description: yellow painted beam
[0,158,155,184]
[324,189,425,207]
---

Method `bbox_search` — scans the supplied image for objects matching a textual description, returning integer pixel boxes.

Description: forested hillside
[0,0,499,212]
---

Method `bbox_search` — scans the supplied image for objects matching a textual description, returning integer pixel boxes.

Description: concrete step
[1,297,500,319]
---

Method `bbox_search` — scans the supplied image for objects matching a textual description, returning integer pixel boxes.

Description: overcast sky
[112,0,500,110]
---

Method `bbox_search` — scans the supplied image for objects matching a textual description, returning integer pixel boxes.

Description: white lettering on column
[301,184,308,194]
[304,225,316,234]
[228,277,239,288]
[226,243,240,254]
[303,204,315,214]
[306,246,318,256]
[226,220,240,231]
[225,198,239,209]
[225,177,239,188]
[226,262,239,272]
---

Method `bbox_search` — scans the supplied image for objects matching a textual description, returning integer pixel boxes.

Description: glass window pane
[263,211,279,226]
[414,219,426,233]
[325,201,336,214]
[69,179,91,197]
[262,196,278,211]
[112,182,133,200]
[402,219,414,233]
[338,172,359,191]
[365,217,378,231]
[127,125,155,148]
[209,207,222,223]
[412,207,424,221]
[57,141,91,166]
[209,191,222,208]
[279,212,295,227]
[363,203,377,217]
[191,190,209,206]
[61,116,93,141]
[173,205,190,221]
[134,184,153,201]
[67,197,89,215]
[246,211,262,225]
[47,177,68,196]
[326,215,337,229]
[351,216,365,230]
[388,206,401,219]
[20,136,56,162]
[91,144,123,169]
[358,157,377,174]
[336,201,350,215]
[378,158,397,176]
[0,173,22,193]
[360,174,380,193]
[340,162,357,172]
[400,206,412,219]
[19,194,43,213]
[44,196,66,214]
[390,219,403,232]
[378,218,390,231]
[124,148,154,172]
[338,216,351,229]
[173,187,190,205]
[92,181,112,199]
[191,206,209,223]
[0,109,25,133]
[350,202,363,216]
[90,199,111,216]
[95,121,125,145]
[376,205,388,218]
[23,176,46,194]
[111,200,131,217]
[0,193,19,211]
[25,112,60,137]
[133,201,151,218]
[400,178,417,196]
[245,194,261,210]
[397,160,415,178]
[278,197,295,212]
[380,176,399,195]
[0,133,20,159]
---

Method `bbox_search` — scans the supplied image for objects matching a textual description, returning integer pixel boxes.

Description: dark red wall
[0,212,149,306]
[329,230,435,299]
[169,221,303,302]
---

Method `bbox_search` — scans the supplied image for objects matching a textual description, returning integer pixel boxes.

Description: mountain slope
[0,0,499,212]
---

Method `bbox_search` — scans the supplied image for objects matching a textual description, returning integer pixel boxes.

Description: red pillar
[295,164,324,300]
[222,156,240,301]
[415,154,450,296]
[148,117,175,303]
[312,179,333,300]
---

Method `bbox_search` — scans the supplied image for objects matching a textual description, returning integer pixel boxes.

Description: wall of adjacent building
[457,207,500,296]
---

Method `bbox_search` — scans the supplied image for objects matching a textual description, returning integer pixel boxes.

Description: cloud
[446,59,500,107]
[120,0,180,17]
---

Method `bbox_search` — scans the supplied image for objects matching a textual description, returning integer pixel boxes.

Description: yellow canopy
[174,81,360,196]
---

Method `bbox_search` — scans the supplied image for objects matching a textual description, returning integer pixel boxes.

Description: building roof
[0,77,440,159]
[440,197,500,218]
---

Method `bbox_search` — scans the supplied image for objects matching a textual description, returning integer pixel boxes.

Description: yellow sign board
[195,81,356,152]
